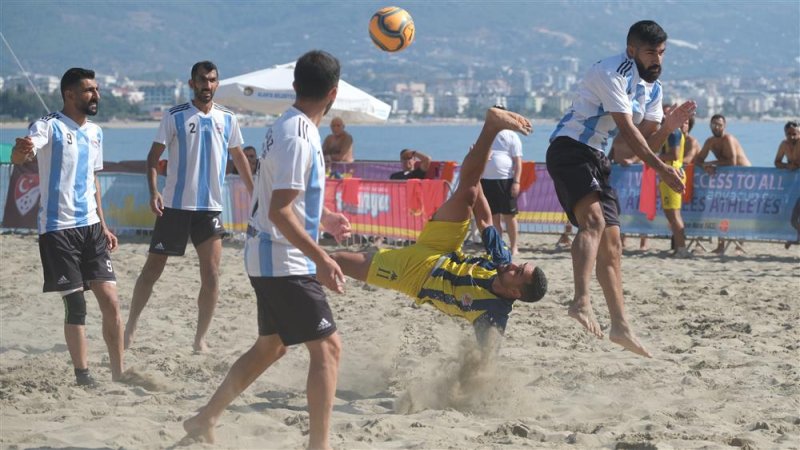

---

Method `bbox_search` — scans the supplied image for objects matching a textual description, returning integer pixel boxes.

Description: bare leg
[595,226,651,357]
[125,253,168,349]
[433,108,532,223]
[503,213,519,255]
[305,333,342,450]
[491,213,503,236]
[569,193,604,339]
[64,324,88,371]
[90,281,124,380]
[183,335,287,444]
[193,236,222,352]
[663,209,686,250]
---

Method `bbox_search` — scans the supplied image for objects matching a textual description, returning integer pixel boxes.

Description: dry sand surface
[1,232,798,449]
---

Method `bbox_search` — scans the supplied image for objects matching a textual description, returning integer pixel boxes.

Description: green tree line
[0,86,144,122]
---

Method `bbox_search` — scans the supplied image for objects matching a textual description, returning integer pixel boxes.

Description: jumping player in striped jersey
[328,107,544,352]
[124,61,254,353]
[183,50,352,449]
[546,21,696,357]
[11,68,124,386]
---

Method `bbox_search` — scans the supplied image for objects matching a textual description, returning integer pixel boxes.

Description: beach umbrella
[215,63,392,124]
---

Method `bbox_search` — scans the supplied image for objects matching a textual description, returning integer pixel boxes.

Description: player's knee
[581,209,606,233]
[62,291,87,325]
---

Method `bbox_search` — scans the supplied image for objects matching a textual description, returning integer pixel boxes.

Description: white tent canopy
[215,63,392,124]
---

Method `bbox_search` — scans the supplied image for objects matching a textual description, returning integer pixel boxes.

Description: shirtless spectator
[774,120,800,170]
[681,116,701,165]
[694,114,751,254]
[609,137,649,251]
[322,116,354,163]
[694,114,752,172]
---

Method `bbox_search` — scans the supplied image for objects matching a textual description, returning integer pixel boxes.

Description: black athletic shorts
[39,223,116,293]
[250,275,337,346]
[149,208,225,256]
[480,178,518,215]
[546,136,620,228]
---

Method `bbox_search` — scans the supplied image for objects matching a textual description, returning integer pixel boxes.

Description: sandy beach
[0,232,798,449]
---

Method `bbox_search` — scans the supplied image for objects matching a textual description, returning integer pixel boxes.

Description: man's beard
[635,59,661,83]
[82,102,98,116]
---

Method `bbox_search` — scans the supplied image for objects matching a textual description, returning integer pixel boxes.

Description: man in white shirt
[183,50,351,450]
[11,68,124,386]
[124,61,254,353]
[547,21,696,357]
[481,126,524,255]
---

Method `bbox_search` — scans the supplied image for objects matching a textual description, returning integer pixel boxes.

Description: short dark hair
[711,114,726,123]
[191,61,218,80]
[627,20,668,47]
[687,116,695,132]
[60,67,95,100]
[785,120,799,131]
[519,266,547,303]
[243,145,257,153]
[294,50,340,100]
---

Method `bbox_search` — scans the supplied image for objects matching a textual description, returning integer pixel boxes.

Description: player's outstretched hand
[664,100,697,131]
[485,107,533,136]
[316,255,345,294]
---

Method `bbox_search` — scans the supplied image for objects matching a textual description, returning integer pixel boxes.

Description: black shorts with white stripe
[250,275,336,345]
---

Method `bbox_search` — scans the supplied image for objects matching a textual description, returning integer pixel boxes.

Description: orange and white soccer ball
[369,6,415,52]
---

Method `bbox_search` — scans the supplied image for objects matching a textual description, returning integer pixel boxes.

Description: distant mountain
[1,1,798,82]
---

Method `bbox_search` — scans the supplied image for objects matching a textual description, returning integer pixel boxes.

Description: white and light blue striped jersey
[550,52,664,152]
[28,112,103,234]
[245,107,326,277]
[155,102,243,211]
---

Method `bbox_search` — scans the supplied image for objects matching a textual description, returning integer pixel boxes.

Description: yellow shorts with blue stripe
[366,220,470,300]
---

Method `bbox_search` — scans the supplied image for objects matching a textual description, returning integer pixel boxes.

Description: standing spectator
[182,50,351,449]
[694,114,751,254]
[481,128,523,255]
[124,61,254,352]
[10,68,124,386]
[658,107,690,257]
[390,149,431,180]
[546,20,695,357]
[774,120,800,170]
[322,116,354,163]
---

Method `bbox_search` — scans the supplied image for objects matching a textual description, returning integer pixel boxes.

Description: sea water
[0,120,788,167]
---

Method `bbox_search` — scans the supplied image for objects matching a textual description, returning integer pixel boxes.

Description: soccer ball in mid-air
[369,6,415,52]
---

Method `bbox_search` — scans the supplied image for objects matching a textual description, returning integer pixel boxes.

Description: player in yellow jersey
[658,112,690,257]
[331,107,546,348]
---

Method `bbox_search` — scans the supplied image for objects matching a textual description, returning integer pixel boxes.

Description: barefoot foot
[485,107,533,136]
[609,323,652,358]
[568,301,603,338]
[182,413,215,444]
[193,339,209,353]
